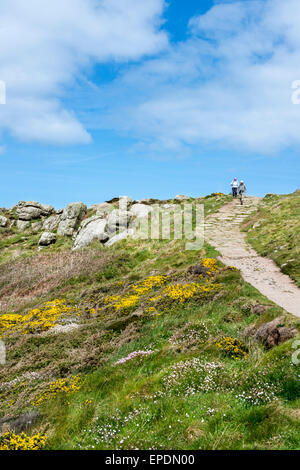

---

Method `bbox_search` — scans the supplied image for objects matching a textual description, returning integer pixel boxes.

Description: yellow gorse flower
[0,432,46,451]
[0,299,79,338]
[104,295,120,305]
[201,258,220,277]
[114,295,140,311]
[215,336,248,360]
[104,275,168,311]
[131,275,168,295]
[32,376,81,406]
[163,282,221,303]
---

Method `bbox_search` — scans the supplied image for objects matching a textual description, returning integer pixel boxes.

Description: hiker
[231,178,239,197]
[238,180,247,195]
[238,180,247,205]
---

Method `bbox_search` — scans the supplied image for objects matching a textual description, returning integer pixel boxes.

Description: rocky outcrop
[95,203,114,218]
[73,216,109,251]
[244,316,298,348]
[106,209,133,235]
[253,303,267,315]
[43,215,61,231]
[31,221,43,233]
[0,215,8,227]
[130,203,153,219]
[106,196,132,206]
[105,229,135,247]
[3,194,196,250]
[38,232,57,247]
[162,203,177,210]
[57,203,87,237]
[16,201,54,221]
[119,195,132,206]
[17,220,30,231]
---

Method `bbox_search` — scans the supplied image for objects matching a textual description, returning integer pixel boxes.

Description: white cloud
[95,0,300,155]
[0,0,167,145]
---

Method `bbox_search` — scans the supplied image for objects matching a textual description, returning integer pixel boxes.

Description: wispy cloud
[0,0,167,145]
[92,0,300,155]
[2,0,300,156]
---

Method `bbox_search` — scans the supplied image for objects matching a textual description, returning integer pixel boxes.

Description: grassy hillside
[242,191,300,287]
[0,194,300,451]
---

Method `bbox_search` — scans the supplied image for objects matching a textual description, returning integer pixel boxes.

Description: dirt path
[205,197,300,317]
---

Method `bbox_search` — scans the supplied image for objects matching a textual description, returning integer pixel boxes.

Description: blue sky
[1,0,300,208]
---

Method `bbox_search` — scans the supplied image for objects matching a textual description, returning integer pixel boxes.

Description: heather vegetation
[0,193,299,450]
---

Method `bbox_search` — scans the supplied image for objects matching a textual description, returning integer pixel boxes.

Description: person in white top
[231,178,239,198]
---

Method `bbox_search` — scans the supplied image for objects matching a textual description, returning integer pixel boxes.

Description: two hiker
[231,178,246,198]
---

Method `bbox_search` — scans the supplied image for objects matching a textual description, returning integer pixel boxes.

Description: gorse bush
[215,337,248,360]
[0,299,80,338]
[32,376,81,407]
[0,432,46,450]
[0,193,299,451]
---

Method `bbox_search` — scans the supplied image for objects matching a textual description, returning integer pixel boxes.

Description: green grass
[0,193,299,450]
[40,271,299,450]
[242,191,300,286]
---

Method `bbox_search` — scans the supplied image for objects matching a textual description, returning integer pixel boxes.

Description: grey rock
[57,202,87,237]
[105,229,135,247]
[162,204,176,210]
[253,303,267,315]
[17,205,41,221]
[16,201,54,221]
[105,196,132,207]
[0,215,8,227]
[38,231,57,246]
[31,221,43,233]
[73,216,109,250]
[43,214,61,231]
[107,209,133,235]
[245,316,298,348]
[278,326,298,343]
[119,195,132,207]
[95,203,114,217]
[17,220,30,231]
[130,203,153,219]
